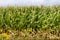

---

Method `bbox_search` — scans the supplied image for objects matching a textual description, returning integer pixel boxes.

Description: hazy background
[0,0,60,6]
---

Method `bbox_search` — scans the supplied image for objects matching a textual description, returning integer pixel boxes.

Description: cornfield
[0,6,60,30]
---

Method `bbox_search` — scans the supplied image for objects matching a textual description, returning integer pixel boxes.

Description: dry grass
[0,29,60,40]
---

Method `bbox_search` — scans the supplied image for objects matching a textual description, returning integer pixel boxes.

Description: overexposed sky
[0,0,60,6]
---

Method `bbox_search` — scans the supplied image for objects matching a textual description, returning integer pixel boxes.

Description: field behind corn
[0,6,60,40]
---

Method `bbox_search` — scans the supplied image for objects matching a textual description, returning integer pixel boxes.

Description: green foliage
[0,6,60,30]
